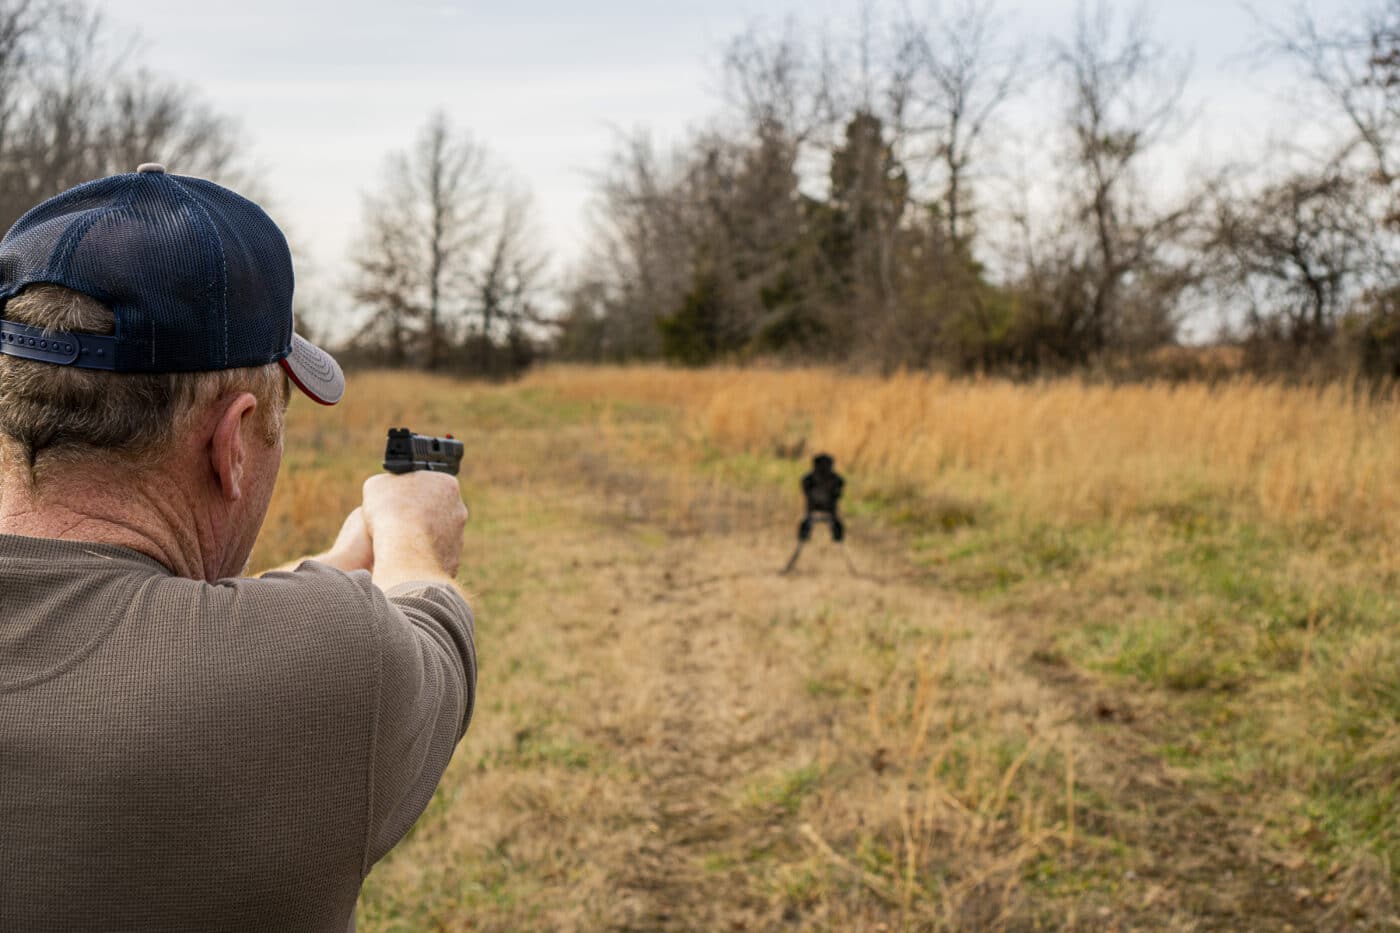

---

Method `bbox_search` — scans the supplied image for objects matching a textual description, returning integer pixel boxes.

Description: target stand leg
[781,540,806,575]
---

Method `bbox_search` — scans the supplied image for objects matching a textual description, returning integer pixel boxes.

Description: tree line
[7,0,1400,378]
[556,0,1400,378]
[0,0,548,377]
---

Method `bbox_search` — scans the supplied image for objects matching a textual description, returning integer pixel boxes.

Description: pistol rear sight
[383,427,464,476]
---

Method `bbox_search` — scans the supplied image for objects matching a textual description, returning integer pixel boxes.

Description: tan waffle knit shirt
[0,533,476,933]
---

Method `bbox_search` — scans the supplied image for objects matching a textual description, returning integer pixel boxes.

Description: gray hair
[0,285,288,486]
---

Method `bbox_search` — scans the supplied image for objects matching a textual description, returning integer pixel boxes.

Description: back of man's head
[0,284,286,487]
[0,165,346,489]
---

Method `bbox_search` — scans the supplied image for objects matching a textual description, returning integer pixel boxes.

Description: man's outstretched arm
[258,508,376,576]
[353,470,474,869]
[258,469,475,871]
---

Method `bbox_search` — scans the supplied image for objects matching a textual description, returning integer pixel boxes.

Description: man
[0,165,476,932]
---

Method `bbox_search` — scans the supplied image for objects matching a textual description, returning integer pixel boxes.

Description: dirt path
[609,564,739,929]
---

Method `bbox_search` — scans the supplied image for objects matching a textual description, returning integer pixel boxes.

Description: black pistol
[383,427,464,476]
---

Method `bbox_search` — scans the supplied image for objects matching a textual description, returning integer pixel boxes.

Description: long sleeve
[356,577,477,871]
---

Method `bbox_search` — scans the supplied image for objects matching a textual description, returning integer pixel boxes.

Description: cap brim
[281,333,345,406]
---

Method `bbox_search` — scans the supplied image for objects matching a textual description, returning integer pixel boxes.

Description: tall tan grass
[528,366,1400,535]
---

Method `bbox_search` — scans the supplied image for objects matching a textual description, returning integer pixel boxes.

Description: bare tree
[350,111,548,372]
[897,1,1021,246]
[721,19,831,148]
[1045,1,1197,358]
[575,131,696,359]
[0,0,247,229]
[101,74,239,183]
[472,187,548,346]
[1228,1,1400,368]
[350,112,494,369]
[419,114,490,368]
[1210,171,1377,348]
[0,0,36,171]
[350,192,422,366]
[1257,1,1400,184]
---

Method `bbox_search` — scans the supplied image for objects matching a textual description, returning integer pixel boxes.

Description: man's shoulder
[212,565,471,664]
[211,561,384,643]
[110,561,386,677]
[129,563,470,692]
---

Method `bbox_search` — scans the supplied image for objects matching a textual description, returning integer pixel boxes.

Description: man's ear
[209,392,259,503]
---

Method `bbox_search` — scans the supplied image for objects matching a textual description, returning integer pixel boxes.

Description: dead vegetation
[528,365,1400,537]
[252,368,1399,930]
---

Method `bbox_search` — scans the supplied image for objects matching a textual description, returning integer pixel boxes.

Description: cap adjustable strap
[0,319,118,370]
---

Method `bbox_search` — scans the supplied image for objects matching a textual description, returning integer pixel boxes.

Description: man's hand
[324,508,374,573]
[258,474,467,587]
[257,507,374,576]
[361,471,468,590]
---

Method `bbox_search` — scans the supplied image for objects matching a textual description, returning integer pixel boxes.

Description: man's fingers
[360,470,468,577]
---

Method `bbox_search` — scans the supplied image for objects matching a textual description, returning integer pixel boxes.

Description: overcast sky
[102,0,1357,306]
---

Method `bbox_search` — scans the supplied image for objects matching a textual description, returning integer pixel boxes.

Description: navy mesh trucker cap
[0,163,345,404]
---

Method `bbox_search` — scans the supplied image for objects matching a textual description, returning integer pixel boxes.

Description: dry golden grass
[528,365,1400,537]
[252,367,1398,930]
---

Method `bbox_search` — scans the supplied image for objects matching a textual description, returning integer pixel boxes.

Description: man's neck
[0,465,222,581]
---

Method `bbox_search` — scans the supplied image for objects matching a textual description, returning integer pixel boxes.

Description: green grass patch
[747,763,823,816]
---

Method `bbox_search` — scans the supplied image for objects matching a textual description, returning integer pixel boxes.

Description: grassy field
[253,366,1400,930]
